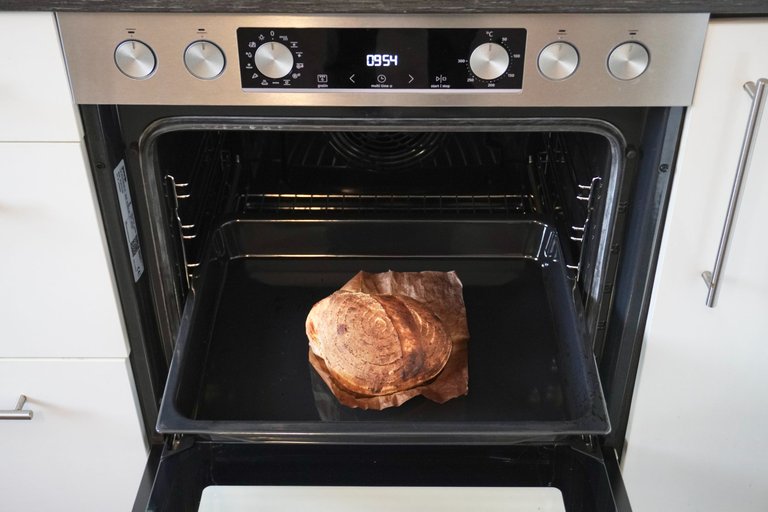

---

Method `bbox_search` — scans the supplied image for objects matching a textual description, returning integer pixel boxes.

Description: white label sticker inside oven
[198,486,566,512]
[113,159,145,282]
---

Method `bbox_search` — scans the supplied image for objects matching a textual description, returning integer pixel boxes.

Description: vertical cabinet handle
[0,395,33,420]
[702,78,768,307]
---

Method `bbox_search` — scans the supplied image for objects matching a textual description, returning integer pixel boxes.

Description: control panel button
[114,40,156,80]
[537,42,579,81]
[184,40,225,80]
[608,42,649,80]
[254,41,294,79]
[469,42,510,81]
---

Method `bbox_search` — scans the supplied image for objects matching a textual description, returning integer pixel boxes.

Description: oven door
[135,441,630,512]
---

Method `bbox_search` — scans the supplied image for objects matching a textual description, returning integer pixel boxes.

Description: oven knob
[114,40,156,80]
[608,42,650,80]
[254,41,294,79]
[184,40,226,80]
[538,42,579,80]
[469,42,510,81]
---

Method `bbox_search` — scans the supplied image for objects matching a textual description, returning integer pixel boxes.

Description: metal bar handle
[702,78,768,307]
[0,395,33,420]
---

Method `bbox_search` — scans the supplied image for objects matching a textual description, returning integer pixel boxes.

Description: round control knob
[538,42,579,80]
[608,42,650,80]
[114,40,156,80]
[254,41,294,79]
[184,40,225,80]
[469,42,510,81]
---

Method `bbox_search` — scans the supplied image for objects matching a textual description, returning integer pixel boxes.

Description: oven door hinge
[166,433,194,455]
[570,434,603,458]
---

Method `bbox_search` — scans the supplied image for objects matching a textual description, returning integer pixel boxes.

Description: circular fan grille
[328,132,446,171]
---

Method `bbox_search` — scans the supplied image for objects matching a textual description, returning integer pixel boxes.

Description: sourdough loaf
[306,270,468,409]
[306,290,452,396]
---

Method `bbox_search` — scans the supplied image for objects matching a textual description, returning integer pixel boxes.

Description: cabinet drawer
[0,13,80,142]
[0,358,147,512]
[0,143,129,357]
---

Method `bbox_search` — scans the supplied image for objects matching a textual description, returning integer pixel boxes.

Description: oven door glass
[141,442,630,512]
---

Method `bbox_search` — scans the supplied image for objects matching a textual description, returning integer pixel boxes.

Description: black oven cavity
[134,118,619,443]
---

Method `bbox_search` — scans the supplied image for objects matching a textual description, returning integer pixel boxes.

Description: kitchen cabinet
[0,11,147,512]
[0,143,129,358]
[623,20,768,511]
[0,13,80,142]
[0,359,147,511]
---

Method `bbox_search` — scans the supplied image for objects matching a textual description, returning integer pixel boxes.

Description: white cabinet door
[0,13,81,142]
[623,20,768,511]
[0,143,129,357]
[0,358,147,512]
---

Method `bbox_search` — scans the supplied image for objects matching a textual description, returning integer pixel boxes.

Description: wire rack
[243,192,533,215]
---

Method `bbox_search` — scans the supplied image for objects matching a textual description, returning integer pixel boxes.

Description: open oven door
[134,440,631,512]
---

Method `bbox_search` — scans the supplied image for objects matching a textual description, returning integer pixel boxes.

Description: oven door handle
[702,78,768,307]
[0,395,33,420]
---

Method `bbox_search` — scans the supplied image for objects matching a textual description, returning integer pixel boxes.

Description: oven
[57,12,707,511]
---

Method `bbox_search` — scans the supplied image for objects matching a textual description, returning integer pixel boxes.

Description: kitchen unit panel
[0,358,147,512]
[0,13,80,142]
[0,143,129,357]
[623,20,768,511]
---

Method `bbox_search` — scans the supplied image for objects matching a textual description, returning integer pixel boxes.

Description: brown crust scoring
[306,290,452,396]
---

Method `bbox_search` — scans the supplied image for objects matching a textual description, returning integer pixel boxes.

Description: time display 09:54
[366,54,399,67]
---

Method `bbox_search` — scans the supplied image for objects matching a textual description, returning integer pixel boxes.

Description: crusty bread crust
[306,290,452,396]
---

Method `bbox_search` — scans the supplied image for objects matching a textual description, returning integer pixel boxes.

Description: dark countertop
[1,0,767,15]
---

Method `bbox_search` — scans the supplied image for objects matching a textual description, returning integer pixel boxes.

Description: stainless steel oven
[58,12,707,511]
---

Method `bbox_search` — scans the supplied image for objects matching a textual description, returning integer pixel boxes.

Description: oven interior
[144,123,620,442]
[157,128,613,307]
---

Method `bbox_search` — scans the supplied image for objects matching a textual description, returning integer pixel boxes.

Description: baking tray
[157,219,610,443]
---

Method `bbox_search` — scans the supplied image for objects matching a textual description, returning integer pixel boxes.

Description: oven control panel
[57,13,709,107]
[236,28,526,90]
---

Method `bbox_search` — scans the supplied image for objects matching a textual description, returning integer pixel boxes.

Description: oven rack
[241,192,534,215]
[534,135,602,289]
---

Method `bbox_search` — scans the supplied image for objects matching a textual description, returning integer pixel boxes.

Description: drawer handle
[702,78,768,307]
[0,395,33,420]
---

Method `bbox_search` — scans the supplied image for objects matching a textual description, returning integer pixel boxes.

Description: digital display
[366,54,399,67]
[237,28,526,90]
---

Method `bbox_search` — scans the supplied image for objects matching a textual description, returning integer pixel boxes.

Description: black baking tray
[157,219,610,443]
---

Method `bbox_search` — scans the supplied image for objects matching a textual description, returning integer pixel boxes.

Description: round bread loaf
[306,290,452,396]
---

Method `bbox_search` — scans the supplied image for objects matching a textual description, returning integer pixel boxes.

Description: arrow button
[408,74,414,84]
[349,74,356,83]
